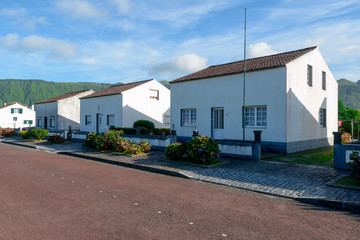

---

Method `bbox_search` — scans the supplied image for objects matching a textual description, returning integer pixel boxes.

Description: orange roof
[171,46,317,83]
[0,102,28,110]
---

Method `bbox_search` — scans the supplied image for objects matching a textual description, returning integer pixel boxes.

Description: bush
[348,151,360,182]
[133,120,155,133]
[165,142,185,160]
[31,129,49,140]
[165,136,221,165]
[153,128,171,136]
[83,132,102,149]
[18,130,32,139]
[112,127,149,135]
[48,134,65,144]
[341,132,351,143]
[1,128,15,137]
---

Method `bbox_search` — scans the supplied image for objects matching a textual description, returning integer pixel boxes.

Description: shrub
[165,136,221,165]
[133,120,155,133]
[83,132,101,149]
[165,142,185,160]
[153,128,171,136]
[341,132,351,143]
[348,151,360,182]
[31,129,49,140]
[112,127,148,135]
[139,141,151,153]
[18,130,32,139]
[1,128,15,137]
[48,134,65,144]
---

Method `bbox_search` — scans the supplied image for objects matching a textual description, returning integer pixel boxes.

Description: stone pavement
[2,138,360,213]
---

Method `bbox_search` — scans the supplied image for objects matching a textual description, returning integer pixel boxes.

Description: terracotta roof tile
[36,89,93,104]
[81,79,153,99]
[171,46,317,83]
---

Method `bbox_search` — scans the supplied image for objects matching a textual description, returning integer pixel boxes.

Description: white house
[80,79,170,133]
[0,102,35,129]
[170,46,338,153]
[35,89,95,131]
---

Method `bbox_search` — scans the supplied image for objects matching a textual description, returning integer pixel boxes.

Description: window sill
[245,126,267,129]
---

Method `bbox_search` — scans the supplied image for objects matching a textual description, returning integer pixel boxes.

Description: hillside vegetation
[0,79,112,106]
[338,79,360,109]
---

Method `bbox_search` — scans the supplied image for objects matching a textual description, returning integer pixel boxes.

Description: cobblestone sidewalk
[2,138,360,213]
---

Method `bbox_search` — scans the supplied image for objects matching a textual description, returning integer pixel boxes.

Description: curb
[2,140,360,213]
[58,151,190,179]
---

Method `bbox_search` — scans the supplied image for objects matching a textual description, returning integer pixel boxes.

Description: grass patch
[334,176,360,190]
[289,151,334,165]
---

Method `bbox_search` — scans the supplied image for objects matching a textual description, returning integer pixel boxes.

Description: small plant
[83,132,101,149]
[133,120,155,133]
[18,130,32,139]
[1,128,15,137]
[31,129,49,140]
[165,142,185,160]
[48,134,65,144]
[348,151,360,182]
[341,132,351,143]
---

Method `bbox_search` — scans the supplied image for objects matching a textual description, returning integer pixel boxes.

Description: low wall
[123,135,170,150]
[333,132,358,170]
[48,130,66,138]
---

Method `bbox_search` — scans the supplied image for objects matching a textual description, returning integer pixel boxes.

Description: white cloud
[0,8,47,30]
[247,42,277,58]
[111,0,130,14]
[56,0,108,20]
[0,34,78,61]
[0,34,19,48]
[149,54,208,78]
[0,8,26,17]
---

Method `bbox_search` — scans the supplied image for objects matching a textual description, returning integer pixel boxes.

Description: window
[24,120,33,125]
[107,114,115,126]
[181,109,196,126]
[319,108,326,127]
[213,108,224,129]
[244,106,267,127]
[322,71,326,90]
[150,89,159,100]
[11,108,23,114]
[85,115,92,125]
[50,117,55,128]
[307,65,313,86]
[37,118,42,127]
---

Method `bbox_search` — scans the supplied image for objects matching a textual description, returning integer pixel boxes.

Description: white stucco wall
[35,102,58,129]
[286,48,338,143]
[170,67,287,142]
[80,94,123,133]
[122,79,171,128]
[57,90,95,131]
[0,103,35,129]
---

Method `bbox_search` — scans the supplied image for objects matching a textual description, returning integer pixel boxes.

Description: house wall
[0,103,35,129]
[122,80,171,128]
[286,48,338,152]
[170,67,287,142]
[35,102,58,129]
[80,94,123,133]
[57,90,94,131]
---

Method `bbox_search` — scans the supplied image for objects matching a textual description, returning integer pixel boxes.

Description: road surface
[0,143,359,240]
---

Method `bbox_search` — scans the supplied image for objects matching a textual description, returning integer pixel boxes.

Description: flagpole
[242,8,247,141]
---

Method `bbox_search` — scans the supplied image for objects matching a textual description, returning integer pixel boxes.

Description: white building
[0,102,35,129]
[170,46,338,153]
[80,79,170,133]
[35,89,95,131]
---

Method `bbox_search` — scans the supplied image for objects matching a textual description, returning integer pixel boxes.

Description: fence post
[253,131,262,160]
[170,130,177,144]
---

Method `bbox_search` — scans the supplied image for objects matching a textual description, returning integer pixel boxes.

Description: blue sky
[0,0,359,84]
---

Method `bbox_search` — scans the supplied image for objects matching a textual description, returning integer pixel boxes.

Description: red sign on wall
[338,120,343,127]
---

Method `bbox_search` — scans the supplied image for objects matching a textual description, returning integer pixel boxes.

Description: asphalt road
[0,143,359,240]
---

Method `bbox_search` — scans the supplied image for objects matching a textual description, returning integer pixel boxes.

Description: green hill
[338,79,360,109]
[0,79,112,106]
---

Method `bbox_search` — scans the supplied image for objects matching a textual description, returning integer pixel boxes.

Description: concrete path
[2,138,360,213]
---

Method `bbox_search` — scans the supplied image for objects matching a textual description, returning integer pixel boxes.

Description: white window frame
[307,64,313,87]
[11,108,22,114]
[150,89,159,100]
[107,114,115,126]
[244,106,267,127]
[319,108,326,127]
[322,71,326,90]
[50,116,55,128]
[85,115,92,126]
[181,109,196,126]
[37,118,42,127]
